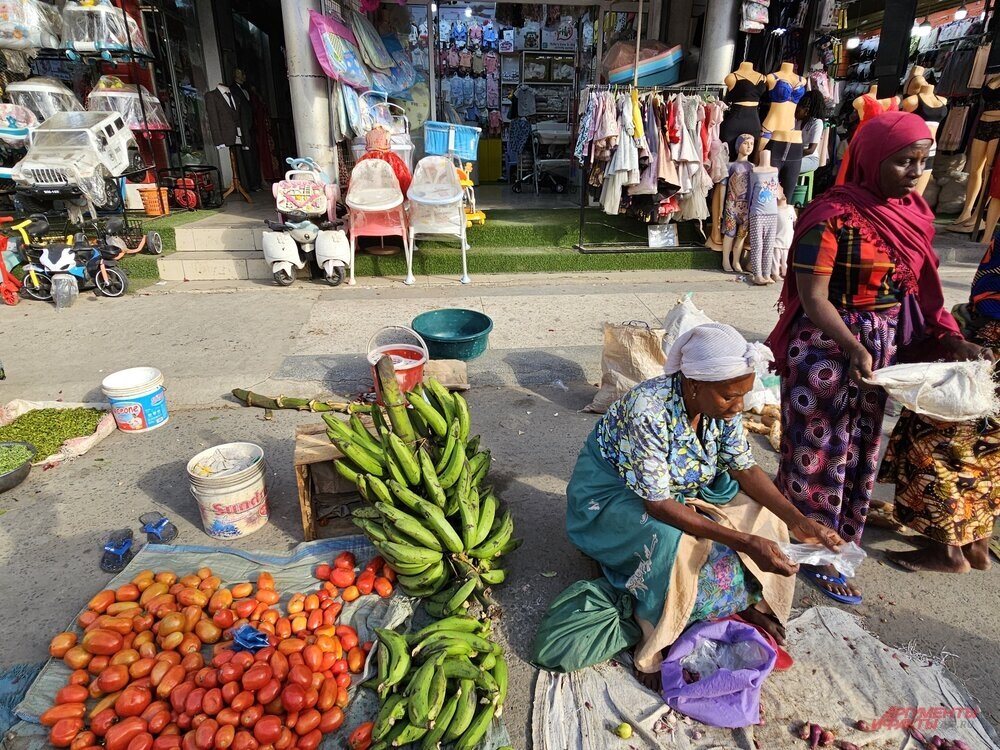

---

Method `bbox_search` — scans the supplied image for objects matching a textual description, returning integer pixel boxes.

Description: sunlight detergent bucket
[367,326,430,404]
[187,442,269,539]
[102,367,170,433]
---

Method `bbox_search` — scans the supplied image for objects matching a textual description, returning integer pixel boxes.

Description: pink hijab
[767,111,959,372]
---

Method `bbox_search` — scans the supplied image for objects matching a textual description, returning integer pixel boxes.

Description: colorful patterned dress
[566,373,760,630]
[776,217,900,545]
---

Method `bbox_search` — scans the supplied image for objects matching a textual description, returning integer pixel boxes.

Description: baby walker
[262,157,350,287]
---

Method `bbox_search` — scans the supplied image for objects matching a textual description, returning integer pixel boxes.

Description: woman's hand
[943,336,995,362]
[788,517,843,552]
[742,536,799,576]
[847,343,874,381]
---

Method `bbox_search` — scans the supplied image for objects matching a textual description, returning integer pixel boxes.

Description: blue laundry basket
[424,121,482,161]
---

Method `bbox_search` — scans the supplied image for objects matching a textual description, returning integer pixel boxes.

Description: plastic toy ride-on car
[11,111,145,218]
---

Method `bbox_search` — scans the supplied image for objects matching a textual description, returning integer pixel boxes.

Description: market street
[1,255,998,748]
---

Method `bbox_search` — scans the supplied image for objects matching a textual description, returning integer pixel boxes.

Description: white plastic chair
[345,159,406,285]
[407,156,469,285]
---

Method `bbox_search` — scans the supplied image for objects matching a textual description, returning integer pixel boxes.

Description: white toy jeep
[11,110,144,215]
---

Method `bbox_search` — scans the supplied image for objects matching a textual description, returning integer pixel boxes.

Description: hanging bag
[530,577,642,673]
[584,321,666,413]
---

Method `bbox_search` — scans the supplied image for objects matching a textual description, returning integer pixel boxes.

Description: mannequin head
[233,68,246,86]
[736,134,755,158]
[906,66,926,95]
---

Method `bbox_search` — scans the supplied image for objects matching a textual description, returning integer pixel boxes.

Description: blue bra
[769,79,806,104]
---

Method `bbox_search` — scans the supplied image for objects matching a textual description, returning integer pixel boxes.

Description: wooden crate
[294,359,470,540]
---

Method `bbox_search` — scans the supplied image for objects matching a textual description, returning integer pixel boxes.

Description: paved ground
[1,243,998,746]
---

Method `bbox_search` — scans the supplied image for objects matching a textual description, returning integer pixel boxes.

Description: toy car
[10,111,145,217]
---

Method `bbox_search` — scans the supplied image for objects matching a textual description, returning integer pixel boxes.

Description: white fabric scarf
[663,322,773,382]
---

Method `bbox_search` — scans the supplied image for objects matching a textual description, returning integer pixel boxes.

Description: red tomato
[241,665,271,692]
[287,665,311,688]
[333,552,355,570]
[239,705,263,729]
[280,684,306,713]
[256,679,281,705]
[355,571,375,596]
[229,691,254,713]
[127,733,154,750]
[335,627,358,651]
[49,718,85,748]
[335,672,351,690]
[329,569,355,589]
[230,731,257,750]
[216,708,240,727]
[115,685,153,718]
[252,716,281,746]
[294,709,320,737]
[297,730,322,750]
[56,685,89,705]
[90,709,119,738]
[195,720,219,750]
[214,725,235,750]
[347,722,374,750]
[319,707,345,734]
[314,564,332,581]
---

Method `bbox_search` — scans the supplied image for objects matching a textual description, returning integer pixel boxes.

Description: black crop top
[914,97,947,122]
[982,83,1000,110]
[726,75,766,105]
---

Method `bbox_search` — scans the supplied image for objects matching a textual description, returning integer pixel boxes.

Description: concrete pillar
[697,0,738,85]
[279,0,335,179]
[195,0,226,181]
[665,0,695,47]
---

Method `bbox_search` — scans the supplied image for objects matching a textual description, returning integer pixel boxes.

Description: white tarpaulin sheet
[532,607,999,750]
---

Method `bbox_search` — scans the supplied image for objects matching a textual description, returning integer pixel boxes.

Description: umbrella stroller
[407,156,469,285]
[345,158,407,285]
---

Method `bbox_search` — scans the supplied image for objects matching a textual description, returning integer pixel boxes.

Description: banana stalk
[231,388,366,413]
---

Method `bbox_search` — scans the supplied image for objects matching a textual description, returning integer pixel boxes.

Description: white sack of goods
[865,359,1000,422]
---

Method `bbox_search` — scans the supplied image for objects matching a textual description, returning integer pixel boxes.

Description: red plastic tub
[367,327,429,404]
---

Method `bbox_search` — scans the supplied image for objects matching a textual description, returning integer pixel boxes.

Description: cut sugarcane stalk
[231,388,370,413]
[375,354,416,445]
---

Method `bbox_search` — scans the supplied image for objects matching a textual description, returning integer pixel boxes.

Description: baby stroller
[407,156,469,285]
[62,0,151,59]
[345,158,407,285]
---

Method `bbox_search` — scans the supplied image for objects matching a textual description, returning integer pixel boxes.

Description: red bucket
[367,326,429,404]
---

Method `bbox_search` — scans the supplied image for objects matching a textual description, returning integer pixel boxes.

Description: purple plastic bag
[660,619,776,728]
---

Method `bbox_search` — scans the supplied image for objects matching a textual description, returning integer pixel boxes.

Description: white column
[697,0,738,86]
[195,0,227,183]
[280,0,336,180]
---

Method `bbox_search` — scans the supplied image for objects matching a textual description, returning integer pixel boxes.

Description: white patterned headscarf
[664,323,773,382]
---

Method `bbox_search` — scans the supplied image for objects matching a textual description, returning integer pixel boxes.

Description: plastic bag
[865,360,1000,422]
[779,541,867,578]
[661,294,713,359]
[51,274,78,310]
[660,619,775,728]
[530,577,641,673]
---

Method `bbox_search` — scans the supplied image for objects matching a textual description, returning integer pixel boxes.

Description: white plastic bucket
[101,367,169,433]
[187,442,269,539]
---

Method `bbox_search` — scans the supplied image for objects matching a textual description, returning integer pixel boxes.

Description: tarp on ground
[7,537,510,750]
[532,606,1000,749]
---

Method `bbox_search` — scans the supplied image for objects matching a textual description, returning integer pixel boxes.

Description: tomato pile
[41,552,391,750]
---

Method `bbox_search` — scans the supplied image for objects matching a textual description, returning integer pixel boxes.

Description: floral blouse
[595,373,755,501]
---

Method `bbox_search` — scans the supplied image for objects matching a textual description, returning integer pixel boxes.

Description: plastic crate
[424,121,482,161]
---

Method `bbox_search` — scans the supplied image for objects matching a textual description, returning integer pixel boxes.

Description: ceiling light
[954,4,968,20]
[846,36,860,49]
[465,5,472,16]
[917,17,932,36]
[430,2,436,10]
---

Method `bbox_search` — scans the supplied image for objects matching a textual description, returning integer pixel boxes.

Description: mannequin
[232,69,261,191]
[761,63,805,200]
[902,82,947,195]
[721,133,755,273]
[905,66,929,96]
[204,83,252,203]
[713,62,766,252]
[747,150,780,286]
[949,73,1000,229]
[836,84,899,184]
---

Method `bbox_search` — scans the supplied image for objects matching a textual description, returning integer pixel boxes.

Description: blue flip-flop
[800,564,862,605]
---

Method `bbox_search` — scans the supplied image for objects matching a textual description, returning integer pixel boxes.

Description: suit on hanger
[233,82,261,190]
[205,87,244,147]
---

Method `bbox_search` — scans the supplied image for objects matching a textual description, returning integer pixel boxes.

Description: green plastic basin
[411,309,494,361]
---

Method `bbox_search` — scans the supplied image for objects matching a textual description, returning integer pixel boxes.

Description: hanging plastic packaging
[779,541,868,578]
[0,0,62,50]
[52,274,78,310]
[865,360,1000,422]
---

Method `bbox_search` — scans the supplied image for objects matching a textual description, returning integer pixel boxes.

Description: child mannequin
[748,150,780,285]
[722,134,755,273]
[773,188,795,281]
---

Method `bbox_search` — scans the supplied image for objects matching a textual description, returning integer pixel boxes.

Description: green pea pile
[0,408,105,460]
[0,444,33,475]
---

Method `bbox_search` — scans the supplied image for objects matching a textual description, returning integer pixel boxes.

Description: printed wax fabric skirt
[565,431,759,637]
[776,307,899,545]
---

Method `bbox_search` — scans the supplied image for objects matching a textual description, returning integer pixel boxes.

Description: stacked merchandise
[574,87,726,224]
[436,18,501,132]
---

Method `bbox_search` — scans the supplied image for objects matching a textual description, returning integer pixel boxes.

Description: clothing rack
[575,83,725,255]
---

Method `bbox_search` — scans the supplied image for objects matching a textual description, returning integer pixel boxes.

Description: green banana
[374,628,411,694]
[382,521,425,548]
[444,486,461,517]
[453,391,471,442]
[498,537,523,556]
[436,439,466,490]
[377,503,443,551]
[366,474,395,506]
[387,479,425,512]
[418,640,479,661]
[444,577,478,616]
[389,721,427,747]
[419,448,448,508]
[470,449,491,486]
[378,555,435,576]
[375,540,443,567]
[433,420,459,473]
[420,688,460,750]
[411,497,464,554]
[425,379,455,424]
[472,490,498,548]
[454,699,497,750]
[350,414,383,454]
[441,655,480,681]
[426,580,465,605]
[413,615,484,640]
[478,651,496,671]
[467,510,514,559]
[373,693,407,742]
[406,653,444,728]
[443,679,477,742]
[333,437,385,476]
[465,434,481,454]
[388,431,421,484]
[422,597,455,619]
[425,660,449,726]
[479,567,506,586]
[407,391,448,437]
[413,631,499,658]
[323,413,355,441]
[397,558,448,591]
[355,474,370,502]
[353,517,389,543]
[352,505,382,520]
[369,403,387,435]
[383,444,410,486]
[492,654,509,715]
[333,458,361,484]
[375,637,389,690]
[456,464,479,550]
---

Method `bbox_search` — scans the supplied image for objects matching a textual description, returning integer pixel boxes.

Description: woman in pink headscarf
[766,111,987,604]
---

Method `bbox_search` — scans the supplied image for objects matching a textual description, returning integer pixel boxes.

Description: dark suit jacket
[233,83,255,138]
[205,87,246,146]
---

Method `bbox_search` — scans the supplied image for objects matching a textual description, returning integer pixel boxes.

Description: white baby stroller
[407,156,469,285]
[345,158,407,285]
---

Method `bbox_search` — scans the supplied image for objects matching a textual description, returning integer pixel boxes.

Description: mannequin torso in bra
[902,85,947,125]
[724,62,766,108]
[981,74,1000,124]
[762,63,805,141]
[852,85,898,123]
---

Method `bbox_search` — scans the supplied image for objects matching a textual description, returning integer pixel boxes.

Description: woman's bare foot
[738,606,786,645]
[887,543,971,573]
[751,276,770,286]
[963,538,993,570]
[634,648,662,692]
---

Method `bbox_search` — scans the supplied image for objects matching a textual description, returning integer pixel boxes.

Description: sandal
[101,529,135,573]
[800,564,862,605]
[140,512,178,544]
